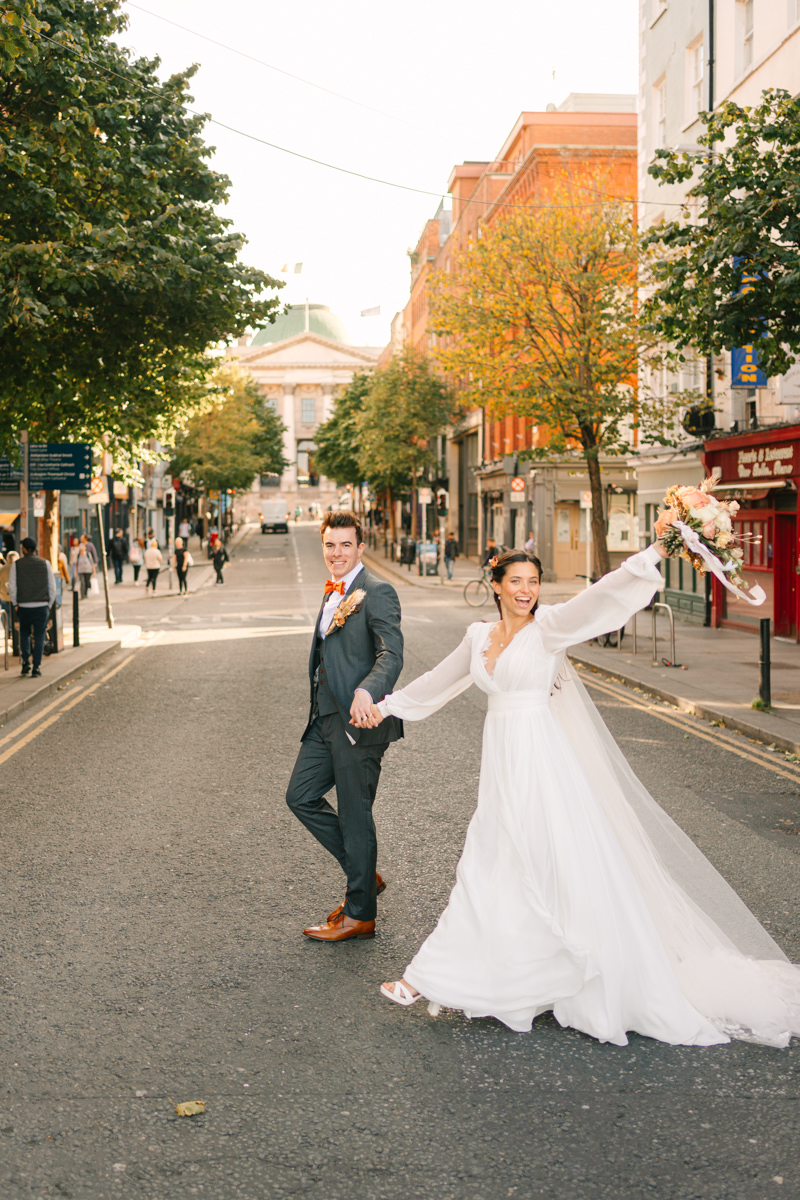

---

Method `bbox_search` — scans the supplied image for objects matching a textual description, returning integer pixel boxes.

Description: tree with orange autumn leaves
[429,172,679,576]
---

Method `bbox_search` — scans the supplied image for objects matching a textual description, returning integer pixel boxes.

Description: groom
[286,511,403,941]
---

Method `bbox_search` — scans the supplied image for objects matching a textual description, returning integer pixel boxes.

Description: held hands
[349,689,384,728]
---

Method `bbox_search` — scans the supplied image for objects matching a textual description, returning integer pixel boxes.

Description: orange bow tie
[324,579,346,596]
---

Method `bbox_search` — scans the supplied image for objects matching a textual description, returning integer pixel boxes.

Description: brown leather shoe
[327,872,386,924]
[303,912,376,941]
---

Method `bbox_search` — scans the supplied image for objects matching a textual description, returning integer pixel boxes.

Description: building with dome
[228,304,381,517]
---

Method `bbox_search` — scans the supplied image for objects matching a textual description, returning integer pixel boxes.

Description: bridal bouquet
[654,478,766,606]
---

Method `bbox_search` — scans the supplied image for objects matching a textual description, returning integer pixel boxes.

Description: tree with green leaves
[0,0,282,461]
[169,365,287,495]
[643,89,800,379]
[314,373,370,505]
[358,350,453,539]
[429,171,669,576]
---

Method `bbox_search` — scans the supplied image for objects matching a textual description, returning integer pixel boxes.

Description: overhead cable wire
[22,21,687,212]
[125,1,440,139]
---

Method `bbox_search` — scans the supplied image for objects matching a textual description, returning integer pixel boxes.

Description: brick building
[397,94,639,577]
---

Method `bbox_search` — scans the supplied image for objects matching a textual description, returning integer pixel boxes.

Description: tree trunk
[386,487,397,543]
[41,491,59,571]
[584,453,611,578]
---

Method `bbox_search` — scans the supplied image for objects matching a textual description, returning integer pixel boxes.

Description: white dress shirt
[319,562,364,639]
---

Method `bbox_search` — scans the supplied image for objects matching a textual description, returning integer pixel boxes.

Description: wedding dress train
[378,546,800,1047]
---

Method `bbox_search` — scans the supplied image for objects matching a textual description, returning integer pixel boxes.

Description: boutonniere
[326,588,366,636]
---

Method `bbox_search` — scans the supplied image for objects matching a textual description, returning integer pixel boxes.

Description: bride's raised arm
[374,628,475,723]
[535,544,665,656]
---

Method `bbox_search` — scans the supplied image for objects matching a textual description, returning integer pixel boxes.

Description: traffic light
[164,488,175,514]
[436,489,449,517]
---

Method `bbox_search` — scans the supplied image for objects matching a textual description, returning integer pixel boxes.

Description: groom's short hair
[320,510,363,544]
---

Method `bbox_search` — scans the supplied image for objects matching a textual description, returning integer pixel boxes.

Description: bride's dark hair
[490,549,543,614]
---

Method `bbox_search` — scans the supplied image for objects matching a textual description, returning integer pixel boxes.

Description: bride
[360,544,800,1048]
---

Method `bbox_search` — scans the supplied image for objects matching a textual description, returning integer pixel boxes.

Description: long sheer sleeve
[377,628,475,721]
[536,545,663,656]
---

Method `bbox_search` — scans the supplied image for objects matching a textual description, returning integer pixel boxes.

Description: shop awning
[0,511,20,524]
[714,480,792,492]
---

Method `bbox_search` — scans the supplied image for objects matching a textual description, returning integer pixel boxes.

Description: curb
[0,639,123,728]
[569,651,800,757]
[362,550,464,591]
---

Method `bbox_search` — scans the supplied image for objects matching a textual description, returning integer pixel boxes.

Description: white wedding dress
[378,546,800,1047]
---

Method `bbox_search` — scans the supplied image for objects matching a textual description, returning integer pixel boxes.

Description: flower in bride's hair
[488,556,498,569]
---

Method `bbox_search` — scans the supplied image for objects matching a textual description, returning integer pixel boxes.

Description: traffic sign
[418,488,433,505]
[510,476,526,492]
[580,490,593,509]
[0,443,92,490]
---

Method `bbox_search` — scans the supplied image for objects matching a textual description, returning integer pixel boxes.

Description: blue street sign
[0,443,93,490]
[731,345,767,388]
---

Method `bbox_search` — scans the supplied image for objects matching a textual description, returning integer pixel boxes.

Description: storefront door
[774,513,797,639]
[553,504,586,581]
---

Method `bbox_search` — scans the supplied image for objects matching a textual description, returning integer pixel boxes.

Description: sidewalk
[0,531,243,728]
[365,546,800,756]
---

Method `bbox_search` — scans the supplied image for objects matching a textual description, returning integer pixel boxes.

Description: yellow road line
[582,674,800,784]
[0,655,135,766]
[0,683,83,749]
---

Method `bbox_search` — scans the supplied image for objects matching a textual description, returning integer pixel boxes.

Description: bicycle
[463,568,493,607]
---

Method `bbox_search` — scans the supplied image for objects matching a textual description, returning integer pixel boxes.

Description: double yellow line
[0,655,135,766]
[581,671,800,784]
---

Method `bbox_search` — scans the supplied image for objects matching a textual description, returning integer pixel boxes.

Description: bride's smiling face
[494,562,541,616]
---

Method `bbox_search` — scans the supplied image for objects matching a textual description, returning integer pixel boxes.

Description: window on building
[652,0,667,19]
[301,395,316,425]
[738,0,754,72]
[653,78,667,149]
[789,0,800,26]
[687,39,704,122]
[264,395,278,413]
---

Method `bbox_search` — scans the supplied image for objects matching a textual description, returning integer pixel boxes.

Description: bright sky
[119,0,639,348]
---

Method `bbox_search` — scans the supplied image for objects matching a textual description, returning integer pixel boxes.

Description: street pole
[20,429,28,541]
[95,503,114,629]
[438,513,446,584]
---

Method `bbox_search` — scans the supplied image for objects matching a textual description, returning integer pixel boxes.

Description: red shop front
[703,426,800,639]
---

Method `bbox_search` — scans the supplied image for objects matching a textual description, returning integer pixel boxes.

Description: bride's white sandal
[380,980,420,1007]
[380,980,441,1016]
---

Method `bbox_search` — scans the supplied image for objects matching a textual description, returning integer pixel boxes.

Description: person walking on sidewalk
[8,537,56,678]
[212,541,228,585]
[0,549,18,632]
[444,532,459,581]
[109,529,128,584]
[75,542,95,598]
[128,537,143,585]
[285,511,404,943]
[172,537,192,595]
[144,538,163,593]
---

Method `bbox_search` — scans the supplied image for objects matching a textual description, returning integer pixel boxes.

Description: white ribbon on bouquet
[675,520,766,607]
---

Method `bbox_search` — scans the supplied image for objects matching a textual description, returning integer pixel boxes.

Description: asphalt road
[1,525,798,1200]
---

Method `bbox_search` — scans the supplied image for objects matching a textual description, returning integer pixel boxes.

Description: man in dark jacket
[109,529,128,584]
[9,537,56,678]
[286,511,404,942]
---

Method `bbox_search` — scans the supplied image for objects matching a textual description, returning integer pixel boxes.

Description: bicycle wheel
[463,578,490,607]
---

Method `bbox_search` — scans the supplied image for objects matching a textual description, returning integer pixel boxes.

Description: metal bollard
[72,588,80,648]
[651,602,677,666]
[1,607,8,671]
[759,617,771,707]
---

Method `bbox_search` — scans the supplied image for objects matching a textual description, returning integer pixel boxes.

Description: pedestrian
[75,542,96,598]
[179,517,191,543]
[0,549,19,632]
[444,531,459,580]
[371,545,800,1049]
[144,538,163,592]
[294,505,302,523]
[172,537,192,595]
[482,537,499,567]
[109,528,128,584]
[212,540,228,585]
[524,530,535,554]
[56,544,70,588]
[285,511,404,942]
[8,537,56,678]
[128,537,143,585]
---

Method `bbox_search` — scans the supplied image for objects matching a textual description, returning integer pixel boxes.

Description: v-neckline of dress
[480,618,534,679]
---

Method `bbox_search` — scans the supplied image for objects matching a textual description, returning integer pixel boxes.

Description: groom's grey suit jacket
[305,567,403,747]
